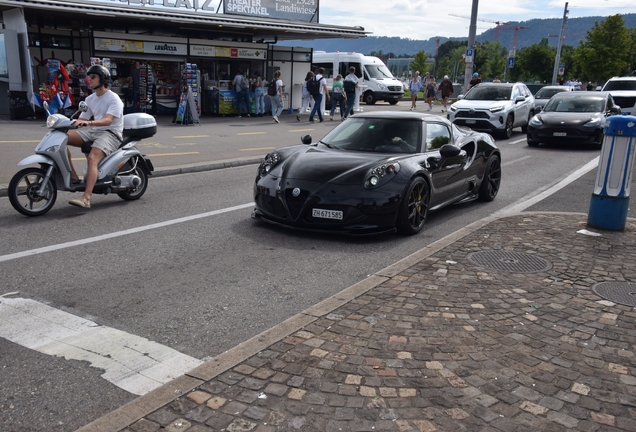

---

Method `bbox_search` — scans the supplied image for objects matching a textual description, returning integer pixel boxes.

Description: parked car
[252,112,501,235]
[447,82,535,139]
[533,85,575,112]
[600,76,636,114]
[527,92,621,148]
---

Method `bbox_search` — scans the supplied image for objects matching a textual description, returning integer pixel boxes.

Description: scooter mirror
[43,101,49,111]
[78,101,88,112]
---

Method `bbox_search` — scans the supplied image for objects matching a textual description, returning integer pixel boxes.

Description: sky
[317,0,636,40]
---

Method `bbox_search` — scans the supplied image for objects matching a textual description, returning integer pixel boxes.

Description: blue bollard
[588,114,636,231]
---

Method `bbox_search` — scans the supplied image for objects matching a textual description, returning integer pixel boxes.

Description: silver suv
[447,83,535,139]
[601,76,636,114]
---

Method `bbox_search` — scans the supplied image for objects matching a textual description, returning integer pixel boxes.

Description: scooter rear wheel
[9,167,58,216]
[117,163,148,201]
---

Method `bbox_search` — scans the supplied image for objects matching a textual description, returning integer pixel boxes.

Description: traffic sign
[465,49,474,64]
[558,67,565,75]
[507,57,515,68]
[560,62,565,68]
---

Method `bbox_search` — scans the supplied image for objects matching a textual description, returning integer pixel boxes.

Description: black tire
[499,115,513,139]
[8,167,58,217]
[117,161,148,201]
[388,100,398,105]
[364,92,377,105]
[521,111,534,133]
[396,177,429,235]
[478,155,501,202]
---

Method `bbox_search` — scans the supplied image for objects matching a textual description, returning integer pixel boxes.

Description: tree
[574,14,631,82]
[509,39,555,83]
[410,51,429,75]
[476,41,506,81]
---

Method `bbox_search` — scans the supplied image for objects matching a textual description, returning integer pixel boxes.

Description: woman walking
[409,71,422,110]
[253,71,266,117]
[270,70,284,123]
[297,71,314,121]
[330,74,347,121]
[426,77,437,111]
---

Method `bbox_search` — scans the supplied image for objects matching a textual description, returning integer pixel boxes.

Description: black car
[533,85,575,112]
[252,112,501,235]
[527,92,621,148]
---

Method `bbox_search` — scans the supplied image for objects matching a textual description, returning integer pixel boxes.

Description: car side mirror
[458,94,464,100]
[439,144,461,158]
[535,106,542,113]
[515,96,525,103]
[301,134,312,145]
[609,106,621,115]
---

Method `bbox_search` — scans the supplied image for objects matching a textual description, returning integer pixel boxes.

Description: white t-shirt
[275,79,283,96]
[80,90,124,133]
[316,74,327,95]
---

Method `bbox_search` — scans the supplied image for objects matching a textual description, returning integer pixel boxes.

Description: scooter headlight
[46,114,63,128]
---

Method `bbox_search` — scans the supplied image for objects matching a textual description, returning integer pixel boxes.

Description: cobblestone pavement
[83,213,636,432]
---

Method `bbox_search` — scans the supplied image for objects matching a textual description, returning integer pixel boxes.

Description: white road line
[0,297,203,395]
[0,203,254,264]
[493,156,599,216]
[502,155,532,167]
[508,138,527,145]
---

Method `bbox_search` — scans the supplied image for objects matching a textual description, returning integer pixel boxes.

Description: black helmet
[87,64,111,87]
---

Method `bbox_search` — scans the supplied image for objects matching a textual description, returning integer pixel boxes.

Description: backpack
[239,76,249,91]
[267,80,277,96]
[308,77,321,97]
[343,79,356,93]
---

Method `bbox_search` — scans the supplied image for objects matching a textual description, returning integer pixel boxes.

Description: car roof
[350,111,447,121]
[538,85,574,90]
[607,76,636,81]
[550,91,608,99]
[474,82,521,88]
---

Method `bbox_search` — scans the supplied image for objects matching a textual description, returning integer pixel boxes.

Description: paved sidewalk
[78,212,636,432]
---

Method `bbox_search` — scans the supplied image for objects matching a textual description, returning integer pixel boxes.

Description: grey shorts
[75,129,122,155]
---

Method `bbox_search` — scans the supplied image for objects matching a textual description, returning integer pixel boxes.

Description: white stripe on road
[0,203,254,264]
[493,156,599,216]
[508,138,527,145]
[0,297,203,395]
[502,155,532,167]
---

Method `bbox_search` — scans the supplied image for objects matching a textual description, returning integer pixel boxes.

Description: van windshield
[365,65,393,79]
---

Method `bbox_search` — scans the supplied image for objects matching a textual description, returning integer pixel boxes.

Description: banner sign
[190,45,267,59]
[95,38,186,55]
[224,0,318,22]
[144,42,187,55]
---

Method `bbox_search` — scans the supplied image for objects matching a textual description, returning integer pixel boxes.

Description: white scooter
[8,101,156,216]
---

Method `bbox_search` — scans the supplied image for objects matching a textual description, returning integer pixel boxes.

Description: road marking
[0,202,254,263]
[237,132,267,136]
[240,147,275,151]
[0,297,202,395]
[502,155,532,167]
[174,135,209,138]
[146,152,200,157]
[0,140,40,143]
[508,138,527,145]
[494,156,599,216]
[289,129,315,132]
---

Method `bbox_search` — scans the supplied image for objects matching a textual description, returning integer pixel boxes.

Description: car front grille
[256,195,288,219]
[455,110,490,119]
[387,86,402,92]
[285,188,310,220]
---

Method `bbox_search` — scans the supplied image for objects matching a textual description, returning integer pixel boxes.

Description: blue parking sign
[507,57,515,68]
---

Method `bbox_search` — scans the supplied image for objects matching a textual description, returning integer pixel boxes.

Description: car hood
[536,112,601,126]
[276,146,404,185]
[452,100,512,110]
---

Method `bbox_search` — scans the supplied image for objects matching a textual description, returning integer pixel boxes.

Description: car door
[423,122,468,205]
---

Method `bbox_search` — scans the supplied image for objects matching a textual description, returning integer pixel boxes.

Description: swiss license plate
[312,208,343,220]
[466,119,476,124]
[553,132,567,137]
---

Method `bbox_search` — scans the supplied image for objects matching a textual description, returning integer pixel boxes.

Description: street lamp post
[551,2,569,85]
[463,0,479,93]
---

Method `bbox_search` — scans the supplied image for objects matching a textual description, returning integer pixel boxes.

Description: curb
[75,212,507,432]
[0,157,263,199]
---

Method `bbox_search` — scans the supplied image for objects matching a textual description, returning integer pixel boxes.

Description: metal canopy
[0,0,368,40]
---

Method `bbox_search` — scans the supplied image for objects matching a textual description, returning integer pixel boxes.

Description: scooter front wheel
[9,167,58,216]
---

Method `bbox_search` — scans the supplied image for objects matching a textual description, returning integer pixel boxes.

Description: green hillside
[280,14,636,55]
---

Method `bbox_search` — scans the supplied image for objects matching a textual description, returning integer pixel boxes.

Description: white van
[312,51,404,105]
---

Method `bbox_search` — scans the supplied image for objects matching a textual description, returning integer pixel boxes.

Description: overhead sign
[507,57,515,68]
[95,38,186,55]
[68,0,218,13]
[190,45,267,59]
[225,0,319,23]
[465,49,473,64]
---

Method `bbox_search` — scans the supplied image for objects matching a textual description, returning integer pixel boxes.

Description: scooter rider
[67,64,124,209]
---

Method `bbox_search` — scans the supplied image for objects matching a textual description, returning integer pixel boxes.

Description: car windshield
[320,118,421,154]
[603,80,636,91]
[535,88,568,99]
[464,86,511,101]
[365,65,394,79]
[543,95,604,113]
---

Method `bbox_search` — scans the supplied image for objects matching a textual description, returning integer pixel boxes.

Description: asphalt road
[1,103,634,431]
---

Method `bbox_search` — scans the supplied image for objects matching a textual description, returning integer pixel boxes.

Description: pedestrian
[269,70,284,123]
[232,69,250,117]
[66,65,124,209]
[343,66,359,119]
[438,75,454,113]
[492,76,501,83]
[128,61,141,113]
[409,71,422,110]
[218,68,230,81]
[330,74,347,121]
[253,71,266,117]
[586,81,594,91]
[309,67,329,123]
[297,71,314,121]
[426,77,437,111]
[468,72,481,91]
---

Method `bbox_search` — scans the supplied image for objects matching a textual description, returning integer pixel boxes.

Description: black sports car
[252,112,501,235]
[527,91,621,148]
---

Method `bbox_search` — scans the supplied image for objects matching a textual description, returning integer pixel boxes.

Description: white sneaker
[273,116,280,123]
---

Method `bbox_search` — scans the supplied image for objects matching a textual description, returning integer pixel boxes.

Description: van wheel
[364,92,376,105]
[388,100,398,105]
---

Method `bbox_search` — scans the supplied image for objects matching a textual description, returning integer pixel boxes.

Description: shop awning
[0,0,369,40]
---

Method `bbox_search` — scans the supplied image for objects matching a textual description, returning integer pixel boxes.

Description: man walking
[439,75,454,113]
[309,67,329,123]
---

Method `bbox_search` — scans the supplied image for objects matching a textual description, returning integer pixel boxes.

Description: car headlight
[584,117,602,127]
[449,105,457,112]
[529,116,543,126]
[258,152,281,177]
[365,162,400,188]
[489,105,505,113]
